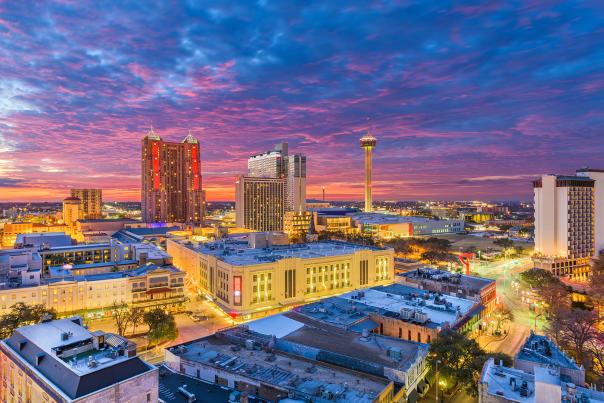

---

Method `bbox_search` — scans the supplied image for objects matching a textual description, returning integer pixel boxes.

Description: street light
[435,359,441,402]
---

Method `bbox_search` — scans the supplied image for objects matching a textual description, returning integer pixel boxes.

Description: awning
[349,319,378,333]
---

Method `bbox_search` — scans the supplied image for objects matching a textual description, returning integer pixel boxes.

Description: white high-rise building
[247,142,306,212]
[576,168,604,257]
[533,174,595,280]
[235,176,285,231]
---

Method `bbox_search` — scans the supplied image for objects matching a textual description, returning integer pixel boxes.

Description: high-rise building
[576,168,604,257]
[360,132,377,213]
[247,142,306,212]
[141,130,204,224]
[235,176,285,231]
[70,188,102,219]
[62,196,82,226]
[533,174,595,279]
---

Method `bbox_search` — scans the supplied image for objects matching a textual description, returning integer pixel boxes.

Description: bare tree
[128,308,145,336]
[550,307,598,366]
[111,301,129,336]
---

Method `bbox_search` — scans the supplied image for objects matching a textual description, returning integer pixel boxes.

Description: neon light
[233,276,242,306]
[191,144,199,190]
[152,142,160,190]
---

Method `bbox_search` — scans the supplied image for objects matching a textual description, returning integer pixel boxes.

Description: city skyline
[2,2,604,202]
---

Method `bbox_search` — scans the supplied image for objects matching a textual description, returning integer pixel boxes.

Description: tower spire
[360,132,377,213]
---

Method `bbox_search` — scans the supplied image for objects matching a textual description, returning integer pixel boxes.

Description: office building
[576,168,604,256]
[533,174,595,279]
[478,358,604,403]
[165,308,428,403]
[62,196,82,227]
[0,317,158,402]
[167,235,394,319]
[247,142,306,213]
[235,176,285,231]
[70,188,103,219]
[283,210,312,237]
[360,132,377,213]
[141,129,204,225]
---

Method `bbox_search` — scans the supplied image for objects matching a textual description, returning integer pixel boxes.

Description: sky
[1,1,604,202]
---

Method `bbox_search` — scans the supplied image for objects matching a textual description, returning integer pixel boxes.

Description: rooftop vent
[61,332,73,341]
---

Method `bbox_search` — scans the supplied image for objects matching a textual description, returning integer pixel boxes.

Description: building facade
[247,142,306,213]
[167,238,394,319]
[0,264,186,318]
[0,317,158,403]
[235,176,285,231]
[283,211,312,238]
[70,189,103,219]
[533,174,595,279]
[62,197,82,227]
[576,168,604,257]
[141,130,204,225]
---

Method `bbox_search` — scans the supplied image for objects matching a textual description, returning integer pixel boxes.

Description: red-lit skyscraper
[141,129,204,224]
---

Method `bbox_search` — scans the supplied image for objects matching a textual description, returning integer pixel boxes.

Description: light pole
[534,313,543,332]
[435,359,441,402]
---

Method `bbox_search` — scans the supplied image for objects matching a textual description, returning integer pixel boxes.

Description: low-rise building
[479,358,604,403]
[351,213,465,238]
[0,263,186,318]
[398,268,497,314]
[283,210,312,237]
[15,232,73,249]
[515,332,585,386]
[165,310,425,402]
[319,283,486,344]
[168,237,394,320]
[0,316,158,402]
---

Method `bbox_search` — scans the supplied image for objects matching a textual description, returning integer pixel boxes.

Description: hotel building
[70,189,103,219]
[167,234,394,319]
[141,130,204,225]
[0,317,158,403]
[247,142,307,213]
[576,168,604,257]
[63,197,82,227]
[235,176,285,231]
[533,174,595,279]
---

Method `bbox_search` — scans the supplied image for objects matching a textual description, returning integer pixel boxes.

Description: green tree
[492,306,514,334]
[493,238,514,249]
[0,303,57,338]
[144,308,178,346]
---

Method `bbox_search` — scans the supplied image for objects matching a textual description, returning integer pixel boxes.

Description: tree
[0,303,57,338]
[493,306,514,334]
[547,306,598,366]
[518,269,570,314]
[111,300,130,336]
[429,329,487,396]
[128,308,145,336]
[144,308,178,346]
[493,238,514,249]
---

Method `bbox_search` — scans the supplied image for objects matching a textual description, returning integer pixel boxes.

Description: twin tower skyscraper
[235,142,307,231]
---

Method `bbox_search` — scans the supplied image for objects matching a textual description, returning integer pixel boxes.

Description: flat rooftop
[158,365,267,403]
[182,240,386,266]
[516,333,580,371]
[401,268,495,289]
[481,358,535,402]
[351,213,463,225]
[169,330,389,403]
[340,284,477,327]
